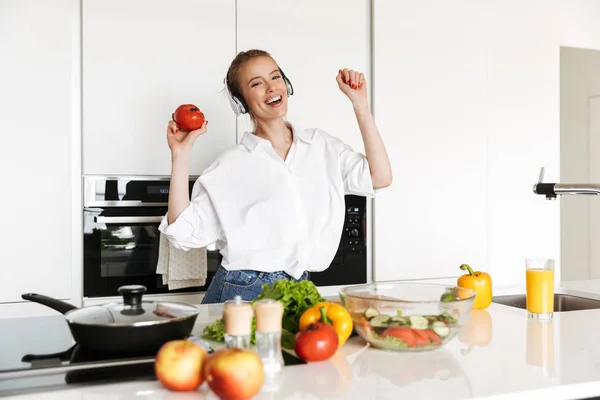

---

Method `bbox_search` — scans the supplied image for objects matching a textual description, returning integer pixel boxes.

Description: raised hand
[336,68,368,107]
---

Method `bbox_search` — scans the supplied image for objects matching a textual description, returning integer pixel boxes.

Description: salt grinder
[254,299,285,373]
[223,295,253,349]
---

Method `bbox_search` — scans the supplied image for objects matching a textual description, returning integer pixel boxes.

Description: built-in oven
[83,175,222,298]
[83,175,367,299]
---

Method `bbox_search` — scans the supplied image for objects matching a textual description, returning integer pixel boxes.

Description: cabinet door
[236,0,370,153]
[0,0,76,302]
[372,1,488,281]
[82,0,236,176]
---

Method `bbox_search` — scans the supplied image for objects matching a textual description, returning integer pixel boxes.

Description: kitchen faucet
[533,167,600,200]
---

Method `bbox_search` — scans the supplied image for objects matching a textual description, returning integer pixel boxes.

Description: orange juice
[526,268,554,314]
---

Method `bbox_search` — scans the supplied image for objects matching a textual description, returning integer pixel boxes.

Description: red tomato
[423,330,442,345]
[294,322,339,362]
[173,104,205,131]
[412,329,432,346]
[380,327,417,348]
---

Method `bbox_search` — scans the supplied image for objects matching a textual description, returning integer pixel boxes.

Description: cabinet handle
[94,216,163,224]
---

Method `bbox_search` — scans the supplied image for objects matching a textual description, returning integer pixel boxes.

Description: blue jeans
[201,266,309,304]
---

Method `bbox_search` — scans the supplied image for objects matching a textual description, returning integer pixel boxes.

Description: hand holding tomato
[166,119,208,156]
[167,104,208,156]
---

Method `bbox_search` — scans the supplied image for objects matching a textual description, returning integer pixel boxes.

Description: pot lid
[65,285,199,326]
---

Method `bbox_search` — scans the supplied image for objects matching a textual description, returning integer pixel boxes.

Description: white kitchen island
[6,279,600,400]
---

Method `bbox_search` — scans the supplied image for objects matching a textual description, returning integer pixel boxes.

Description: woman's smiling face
[237,56,288,122]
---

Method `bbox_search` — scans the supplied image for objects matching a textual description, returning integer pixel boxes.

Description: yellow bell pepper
[299,302,353,347]
[457,264,492,310]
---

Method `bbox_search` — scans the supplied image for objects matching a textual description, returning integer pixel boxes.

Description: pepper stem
[319,307,331,325]
[460,264,475,276]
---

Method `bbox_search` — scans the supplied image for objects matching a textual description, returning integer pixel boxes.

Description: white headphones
[225,68,294,116]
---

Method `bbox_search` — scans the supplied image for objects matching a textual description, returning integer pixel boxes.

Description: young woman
[159,49,392,304]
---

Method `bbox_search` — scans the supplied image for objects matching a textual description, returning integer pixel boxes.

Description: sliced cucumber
[389,317,409,327]
[364,307,380,319]
[408,315,429,330]
[441,309,459,324]
[425,315,441,323]
[369,315,392,327]
[432,321,450,338]
[391,316,408,325]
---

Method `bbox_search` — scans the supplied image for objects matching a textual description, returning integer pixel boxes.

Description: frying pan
[21,285,199,354]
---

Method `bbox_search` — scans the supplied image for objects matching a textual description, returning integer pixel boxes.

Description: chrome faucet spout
[533,167,600,200]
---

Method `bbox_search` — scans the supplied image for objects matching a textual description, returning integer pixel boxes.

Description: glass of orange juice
[525,258,555,319]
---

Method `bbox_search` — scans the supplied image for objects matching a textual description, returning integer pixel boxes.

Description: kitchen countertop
[6,279,600,400]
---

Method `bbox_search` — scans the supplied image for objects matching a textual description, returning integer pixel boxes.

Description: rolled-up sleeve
[339,143,377,198]
[158,180,223,251]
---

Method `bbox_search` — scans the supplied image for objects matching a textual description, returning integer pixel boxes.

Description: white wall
[373,0,600,286]
[561,46,600,281]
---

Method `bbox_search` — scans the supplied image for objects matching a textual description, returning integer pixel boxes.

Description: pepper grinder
[223,295,253,349]
[254,299,285,374]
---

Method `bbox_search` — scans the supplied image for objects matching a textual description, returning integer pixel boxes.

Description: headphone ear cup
[285,77,294,97]
[225,78,247,116]
[227,94,242,116]
[233,96,246,115]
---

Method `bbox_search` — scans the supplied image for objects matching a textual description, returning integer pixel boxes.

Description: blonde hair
[226,49,273,127]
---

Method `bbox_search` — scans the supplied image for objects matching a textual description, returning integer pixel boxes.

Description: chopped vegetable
[391,316,408,326]
[381,327,417,348]
[432,321,450,338]
[440,291,456,302]
[408,315,428,330]
[354,304,463,351]
[369,315,392,327]
[364,307,380,319]
[202,318,224,342]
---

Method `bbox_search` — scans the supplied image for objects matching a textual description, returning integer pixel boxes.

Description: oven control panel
[309,195,368,286]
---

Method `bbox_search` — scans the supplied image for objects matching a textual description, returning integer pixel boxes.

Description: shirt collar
[240,122,313,152]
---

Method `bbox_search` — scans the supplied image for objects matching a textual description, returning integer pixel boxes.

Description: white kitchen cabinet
[236,0,370,154]
[0,0,78,302]
[372,1,488,281]
[82,0,237,176]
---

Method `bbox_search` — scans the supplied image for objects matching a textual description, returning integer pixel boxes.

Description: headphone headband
[225,67,294,116]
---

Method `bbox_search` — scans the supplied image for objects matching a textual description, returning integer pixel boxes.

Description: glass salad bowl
[339,282,476,352]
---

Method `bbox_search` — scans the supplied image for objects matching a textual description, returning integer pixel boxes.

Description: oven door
[83,207,220,298]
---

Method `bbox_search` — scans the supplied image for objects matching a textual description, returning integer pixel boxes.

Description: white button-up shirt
[159,124,377,279]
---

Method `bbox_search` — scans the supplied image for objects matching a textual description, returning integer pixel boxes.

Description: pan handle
[22,344,77,363]
[21,293,79,315]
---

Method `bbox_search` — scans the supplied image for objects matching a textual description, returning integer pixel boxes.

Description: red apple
[204,348,265,400]
[154,340,208,392]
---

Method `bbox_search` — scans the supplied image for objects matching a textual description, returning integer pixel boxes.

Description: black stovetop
[0,315,157,397]
[0,314,305,397]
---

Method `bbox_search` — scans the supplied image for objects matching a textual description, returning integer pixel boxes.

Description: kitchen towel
[156,232,207,290]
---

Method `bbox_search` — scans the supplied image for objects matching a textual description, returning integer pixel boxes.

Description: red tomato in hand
[294,322,339,362]
[173,104,205,131]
